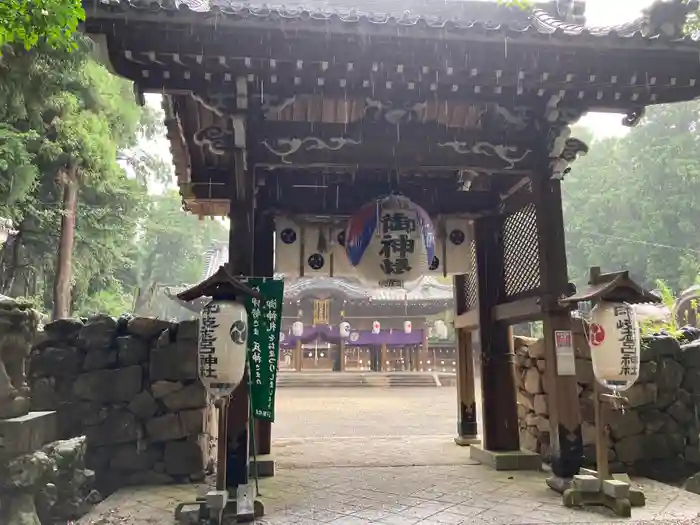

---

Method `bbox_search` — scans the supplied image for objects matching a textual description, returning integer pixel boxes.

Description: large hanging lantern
[434,320,448,340]
[588,302,640,391]
[372,320,381,334]
[404,321,412,334]
[345,195,436,287]
[339,321,351,338]
[292,321,304,337]
[198,300,248,398]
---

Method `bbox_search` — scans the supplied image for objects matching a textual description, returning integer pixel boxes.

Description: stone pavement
[77,388,700,525]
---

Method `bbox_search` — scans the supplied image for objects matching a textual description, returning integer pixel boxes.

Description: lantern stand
[174,265,264,525]
[558,267,660,518]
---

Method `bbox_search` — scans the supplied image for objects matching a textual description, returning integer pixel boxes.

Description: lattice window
[465,238,478,309]
[502,203,541,297]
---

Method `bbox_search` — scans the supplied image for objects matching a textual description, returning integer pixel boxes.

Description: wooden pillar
[533,175,583,479]
[456,328,478,439]
[294,339,302,371]
[225,88,254,488]
[380,343,388,372]
[473,216,520,452]
[252,210,274,457]
[339,340,346,372]
[226,204,253,487]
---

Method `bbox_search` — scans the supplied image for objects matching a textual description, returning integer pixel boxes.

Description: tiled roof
[85,0,698,43]
[283,276,454,301]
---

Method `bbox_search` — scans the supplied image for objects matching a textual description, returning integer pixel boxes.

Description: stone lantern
[558,266,660,517]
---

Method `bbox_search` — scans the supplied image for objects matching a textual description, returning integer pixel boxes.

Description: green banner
[244,277,284,422]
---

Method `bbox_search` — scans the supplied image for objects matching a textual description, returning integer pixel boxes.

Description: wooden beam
[454,310,479,330]
[493,296,542,323]
[256,181,501,216]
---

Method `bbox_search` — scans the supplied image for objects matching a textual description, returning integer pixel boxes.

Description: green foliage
[0,0,84,53]
[565,101,700,295]
[0,41,224,318]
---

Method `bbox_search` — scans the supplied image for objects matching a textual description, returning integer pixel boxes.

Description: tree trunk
[0,227,22,296]
[52,166,78,321]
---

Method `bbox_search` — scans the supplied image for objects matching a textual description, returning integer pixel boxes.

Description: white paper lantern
[345,195,436,287]
[404,320,412,334]
[292,321,304,337]
[372,320,381,334]
[198,300,248,398]
[434,320,448,340]
[588,302,641,391]
[339,321,351,338]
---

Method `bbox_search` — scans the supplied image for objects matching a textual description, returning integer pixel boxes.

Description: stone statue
[0,297,39,419]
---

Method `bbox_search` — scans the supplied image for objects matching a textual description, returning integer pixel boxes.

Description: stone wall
[515,319,700,482]
[29,316,217,493]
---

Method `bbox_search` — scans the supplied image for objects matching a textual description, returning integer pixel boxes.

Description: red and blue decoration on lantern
[345,195,436,286]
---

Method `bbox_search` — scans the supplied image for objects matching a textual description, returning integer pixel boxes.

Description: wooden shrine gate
[84,0,700,487]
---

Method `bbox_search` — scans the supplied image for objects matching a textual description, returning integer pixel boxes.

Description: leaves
[0,0,84,53]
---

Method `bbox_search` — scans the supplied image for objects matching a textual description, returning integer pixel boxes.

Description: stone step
[276,373,454,388]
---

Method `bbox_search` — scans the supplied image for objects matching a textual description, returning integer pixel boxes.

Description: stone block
[146,413,186,442]
[77,315,117,350]
[0,411,57,456]
[110,443,161,471]
[127,317,170,340]
[534,394,548,415]
[162,382,208,412]
[523,368,542,394]
[117,336,150,366]
[625,383,657,408]
[469,445,541,471]
[73,366,143,403]
[638,361,657,383]
[648,335,681,359]
[43,318,84,341]
[151,380,184,399]
[656,357,684,391]
[606,409,644,440]
[519,429,538,452]
[517,391,534,411]
[30,346,81,379]
[83,348,118,371]
[31,377,59,411]
[150,342,197,382]
[179,409,208,436]
[668,400,694,425]
[572,474,600,492]
[86,410,141,446]
[603,479,630,499]
[163,438,205,476]
[127,390,158,420]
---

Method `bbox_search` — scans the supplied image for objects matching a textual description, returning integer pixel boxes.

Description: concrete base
[249,455,275,478]
[0,411,57,457]
[454,435,481,447]
[469,445,542,471]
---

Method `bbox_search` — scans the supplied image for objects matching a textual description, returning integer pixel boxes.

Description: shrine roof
[283,276,454,302]
[85,0,697,45]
